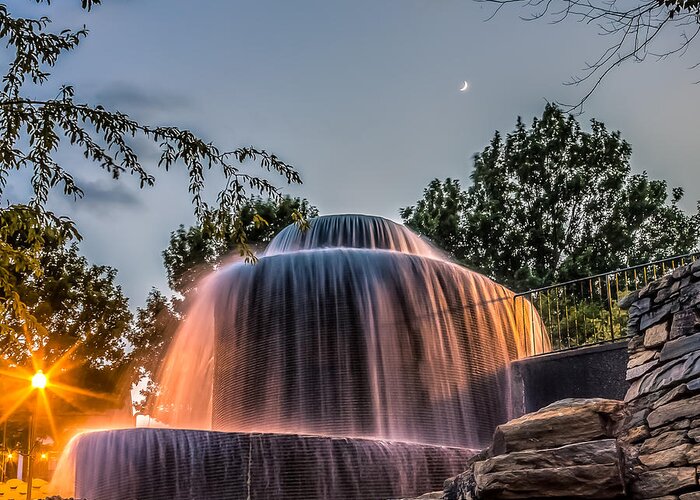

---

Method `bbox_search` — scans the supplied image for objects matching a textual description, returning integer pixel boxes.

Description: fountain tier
[68,429,474,500]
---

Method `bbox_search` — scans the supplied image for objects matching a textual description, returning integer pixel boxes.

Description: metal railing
[515,253,700,356]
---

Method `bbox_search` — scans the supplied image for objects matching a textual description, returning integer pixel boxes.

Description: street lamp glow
[31,370,47,389]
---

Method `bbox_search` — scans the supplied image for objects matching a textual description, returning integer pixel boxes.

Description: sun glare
[32,370,48,389]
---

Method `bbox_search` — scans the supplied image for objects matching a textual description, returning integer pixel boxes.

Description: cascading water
[53,214,546,500]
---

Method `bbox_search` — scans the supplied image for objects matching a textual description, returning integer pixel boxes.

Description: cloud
[77,178,143,210]
[93,82,191,114]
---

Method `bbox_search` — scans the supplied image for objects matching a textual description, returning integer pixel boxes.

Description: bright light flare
[31,370,47,389]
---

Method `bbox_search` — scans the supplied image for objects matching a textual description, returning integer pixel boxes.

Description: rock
[639,282,658,299]
[670,309,699,339]
[638,443,691,469]
[474,464,624,499]
[689,428,700,442]
[442,450,488,500]
[640,430,689,454]
[651,384,693,410]
[641,305,673,332]
[656,285,678,304]
[393,492,443,500]
[673,266,690,280]
[633,467,697,498]
[692,259,700,273]
[622,425,651,445]
[628,359,660,381]
[651,420,692,437]
[619,290,641,309]
[647,394,700,428]
[645,322,670,348]
[646,497,679,500]
[629,333,648,353]
[687,444,700,464]
[679,493,700,500]
[627,409,651,429]
[629,350,659,369]
[475,440,619,474]
[491,399,625,455]
[625,351,700,402]
[660,332,700,362]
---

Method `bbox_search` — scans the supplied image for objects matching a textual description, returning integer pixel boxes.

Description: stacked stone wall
[620,260,700,499]
[434,259,700,500]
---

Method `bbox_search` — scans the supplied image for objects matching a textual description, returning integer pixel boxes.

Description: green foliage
[0,205,79,340]
[0,1,304,355]
[0,2,301,229]
[127,288,178,415]
[402,104,700,292]
[0,205,133,447]
[163,196,318,296]
[1,218,132,396]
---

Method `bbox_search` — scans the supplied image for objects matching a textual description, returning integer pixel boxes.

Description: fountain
[53,214,545,499]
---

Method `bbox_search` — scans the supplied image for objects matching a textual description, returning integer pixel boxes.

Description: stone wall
[620,260,700,499]
[432,259,700,500]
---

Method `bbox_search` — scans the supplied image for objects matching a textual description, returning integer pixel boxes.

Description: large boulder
[473,439,624,499]
[491,398,626,455]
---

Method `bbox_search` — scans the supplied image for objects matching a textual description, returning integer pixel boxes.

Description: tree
[127,289,178,416]
[402,103,700,291]
[163,196,318,297]
[479,0,700,110]
[2,222,133,393]
[0,209,135,450]
[129,196,318,416]
[0,0,303,347]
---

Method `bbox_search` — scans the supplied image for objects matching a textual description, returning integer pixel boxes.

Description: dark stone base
[71,428,474,500]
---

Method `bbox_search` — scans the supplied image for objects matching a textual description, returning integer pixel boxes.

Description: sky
[6,0,700,307]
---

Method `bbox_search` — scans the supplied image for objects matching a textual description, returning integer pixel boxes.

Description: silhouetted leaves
[402,104,700,291]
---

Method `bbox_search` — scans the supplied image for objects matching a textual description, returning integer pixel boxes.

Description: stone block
[651,420,692,437]
[640,430,689,454]
[673,266,691,280]
[630,350,659,369]
[645,322,670,348]
[687,444,700,464]
[681,282,700,307]
[633,467,697,498]
[474,463,624,499]
[691,259,700,273]
[630,333,648,353]
[639,310,673,338]
[628,359,661,381]
[475,440,619,475]
[689,428,700,442]
[670,309,700,340]
[651,384,694,410]
[619,290,641,309]
[638,443,691,469]
[625,351,700,402]
[647,394,700,428]
[623,425,651,445]
[656,286,679,304]
[660,332,700,363]
[491,399,625,455]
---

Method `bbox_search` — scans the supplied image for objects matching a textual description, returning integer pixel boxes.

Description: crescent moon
[459,81,469,92]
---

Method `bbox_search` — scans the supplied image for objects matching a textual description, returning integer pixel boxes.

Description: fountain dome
[53,214,545,500]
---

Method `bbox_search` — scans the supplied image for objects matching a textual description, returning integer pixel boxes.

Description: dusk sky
[8,0,700,306]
